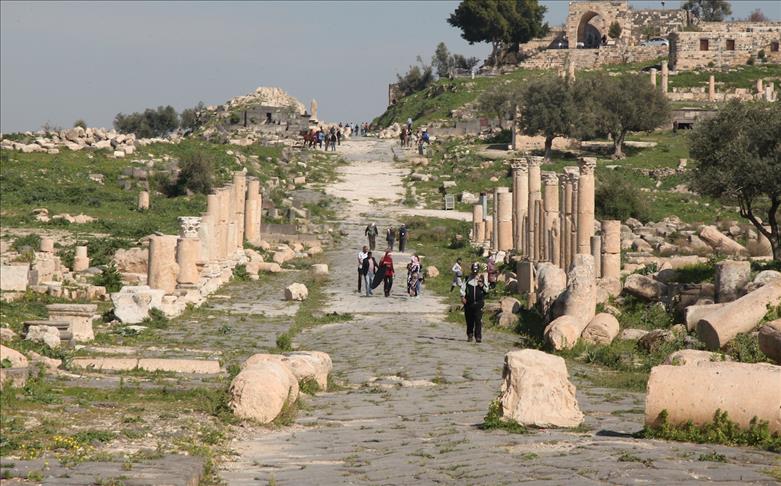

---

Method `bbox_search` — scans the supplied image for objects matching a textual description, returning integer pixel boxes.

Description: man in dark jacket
[460,262,488,343]
[398,224,408,253]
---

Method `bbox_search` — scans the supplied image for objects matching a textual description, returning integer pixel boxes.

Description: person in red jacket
[379,251,394,297]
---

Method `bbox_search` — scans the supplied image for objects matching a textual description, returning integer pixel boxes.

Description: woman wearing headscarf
[407,254,421,297]
[379,250,395,297]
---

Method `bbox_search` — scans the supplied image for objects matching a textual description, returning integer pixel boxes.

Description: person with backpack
[365,222,379,251]
[398,223,408,253]
[317,129,325,149]
[385,226,395,251]
[460,262,488,343]
[418,128,430,155]
[361,251,378,296]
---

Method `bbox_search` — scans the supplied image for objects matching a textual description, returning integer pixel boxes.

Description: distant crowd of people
[301,122,376,150]
[400,118,430,155]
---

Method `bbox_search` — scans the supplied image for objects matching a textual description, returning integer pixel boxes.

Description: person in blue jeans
[362,251,378,296]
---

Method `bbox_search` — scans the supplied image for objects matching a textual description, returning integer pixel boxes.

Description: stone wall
[519,44,666,70]
[669,23,781,70]
[627,9,689,44]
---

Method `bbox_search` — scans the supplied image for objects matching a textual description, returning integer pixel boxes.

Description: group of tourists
[303,127,342,151]
[399,124,430,156]
[365,222,407,253]
[356,247,423,298]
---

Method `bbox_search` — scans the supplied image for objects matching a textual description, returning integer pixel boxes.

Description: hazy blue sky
[2,1,779,132]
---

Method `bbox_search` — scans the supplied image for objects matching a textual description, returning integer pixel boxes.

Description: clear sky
[2,1,779,132]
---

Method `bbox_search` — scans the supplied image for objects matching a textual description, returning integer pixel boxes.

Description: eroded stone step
[71,357,222,374]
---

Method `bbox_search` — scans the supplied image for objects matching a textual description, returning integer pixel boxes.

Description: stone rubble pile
[0,126,180,157]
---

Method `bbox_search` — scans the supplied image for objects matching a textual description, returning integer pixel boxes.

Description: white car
[642,37,669,47]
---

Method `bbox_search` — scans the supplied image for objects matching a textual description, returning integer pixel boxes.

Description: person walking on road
[357,245,368,293]
[379,251,395,297]
[450,257,463,292]
[365,222,379,251]
[487,252,498,289]
[385,226,396,251]
[362,251,378,297]
[460,262,488,343]
[407,255,421,297]
[398,224,408,253]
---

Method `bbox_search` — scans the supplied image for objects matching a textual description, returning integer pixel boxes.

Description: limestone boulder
[663,349,731,366]
[758,320,781,364]
[623,274,667,301]
[26,350,62,371]
[110,285,165,324]
[715,260,750,303]
[754,270,781,287]
[535,262,566,319]
[499,296,521,315]
[637,329,675,352]
[544,315,582,351]
[581,313,620,345]
[312,264,329,276]
[498,349,583,428]
[229,361,300,423]
[284,283,308,301]
[112,247,149,274]
[556,254,596,328]
[0,264,29,291]
[698,225,748,256]
[0,328,17,342]
[426,266,439,278]
[645,361,781,434]
[272,247,296,265]
[618,328,649,341]
[0,345,28,368]
[496,311,519,329]
[25,325,61,349]
[242,351,332,390]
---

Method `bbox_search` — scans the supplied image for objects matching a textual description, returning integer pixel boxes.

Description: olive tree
[518,75,577,160]
[689,100,781,260]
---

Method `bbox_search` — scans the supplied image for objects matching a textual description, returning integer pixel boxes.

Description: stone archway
[577,11,603,48]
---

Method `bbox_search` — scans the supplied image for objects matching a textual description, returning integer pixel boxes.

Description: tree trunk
[612,132,626,159]
[544,136,553,161]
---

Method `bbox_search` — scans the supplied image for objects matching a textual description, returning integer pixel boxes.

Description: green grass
[480,400,529,434]
[668,64,781,91]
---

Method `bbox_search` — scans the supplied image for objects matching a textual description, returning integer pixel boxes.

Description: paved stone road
[220,140,781,485]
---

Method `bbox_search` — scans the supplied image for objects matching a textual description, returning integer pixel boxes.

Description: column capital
[578,157,597,175]
[527,156,544,168]
[564,166,580,183]
[178,216,202,239]
[511,158,529,173]
[541,171,559,186]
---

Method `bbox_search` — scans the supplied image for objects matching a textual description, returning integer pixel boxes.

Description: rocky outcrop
[498,349,583,428]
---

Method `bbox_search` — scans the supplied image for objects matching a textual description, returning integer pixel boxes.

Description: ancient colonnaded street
[216,139,781,485]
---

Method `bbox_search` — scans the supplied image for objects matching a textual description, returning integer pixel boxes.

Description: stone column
[590,235,602,278]
[566,168,580,269]
[527,157,542,259]
[493,187,510,251]
[472,204,485,243]
[708,75,716,102]
[601,220,621,280]
[484,218,494,244]
[40,238,54,253]
[576,157,596,256]
[311,99,318,120]
[73,246,89,272]
[542,172,560,264]
[147,235,179,294]
[138,190,149,210]
[650,67,657,87]
[244,177,261,245]
[661,62,669,94]
[198,212,212,265]
[567,59,576,82]
[765,85,774,102]
[233,172,247,250]
[176,217,201,287]
[512,160,529,253]
[756,79,764,96]
[219,187,231,260]
[559,176,569,268]
[497,189,513,251]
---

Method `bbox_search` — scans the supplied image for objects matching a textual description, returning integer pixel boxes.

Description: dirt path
[220,139,780,485]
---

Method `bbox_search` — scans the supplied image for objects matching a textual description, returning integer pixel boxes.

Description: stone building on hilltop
[669,22,781,70]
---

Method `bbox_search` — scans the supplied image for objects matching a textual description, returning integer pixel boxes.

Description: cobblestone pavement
[220,140,781,485]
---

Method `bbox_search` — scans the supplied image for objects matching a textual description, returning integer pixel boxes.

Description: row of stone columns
[147,172,263,294]
[471,157,621,281]
[651,69,775,102]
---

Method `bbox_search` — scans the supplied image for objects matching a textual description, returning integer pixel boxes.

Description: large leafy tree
[575,74,670,158]
[682,0,732,21]
[518,76,577,160]
[448,0,548,62]
[689,101,781,260]
[478,84,519,130]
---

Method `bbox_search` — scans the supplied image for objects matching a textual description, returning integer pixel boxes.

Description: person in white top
[450,258,463,292]
[357,245,368,293]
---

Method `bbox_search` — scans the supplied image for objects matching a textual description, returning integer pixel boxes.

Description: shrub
[72,119,87,129]
[595,171,650,222]
[12,234,41,253]
[141,308,169,329]
[162,151,214,197]
[93,263,123,293]
[114,105,178,138]
[608,21,622,39]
